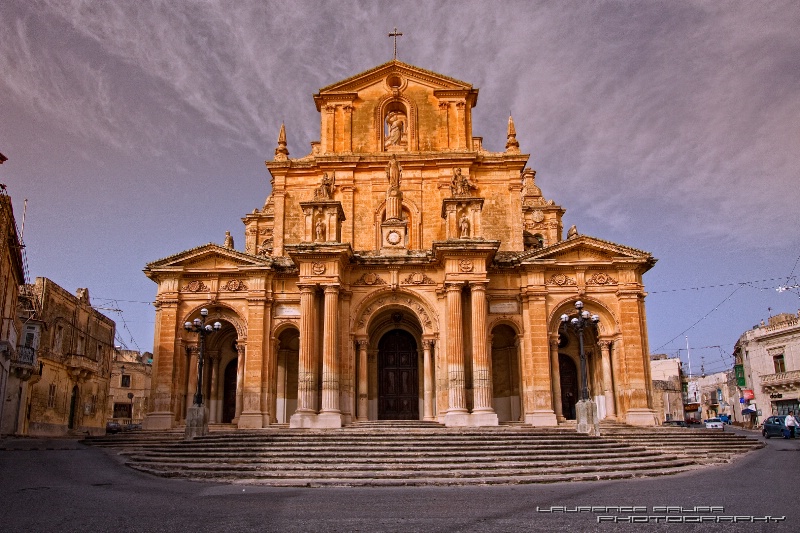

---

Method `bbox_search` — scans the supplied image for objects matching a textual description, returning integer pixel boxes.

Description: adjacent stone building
[20,278,115,436]
[107,349,152,426]
[0,185,28,435]
[144,60,658,430]
[649,354,685,423]
[735,311,800,421]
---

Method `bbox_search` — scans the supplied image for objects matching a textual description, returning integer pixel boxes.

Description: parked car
[762,415,788,439]
[105,421,121,434]
[704,418,724,430]
[663,420,689,428]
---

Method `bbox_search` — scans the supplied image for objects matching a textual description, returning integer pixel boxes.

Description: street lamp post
[183,308,221,439]
[561,300,601,435]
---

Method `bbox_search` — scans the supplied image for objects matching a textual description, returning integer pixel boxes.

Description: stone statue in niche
[384,110,407,149]
[459,213,470,238]
[315,218,325,241]
[313,172,335,200]
[450,167,477,197]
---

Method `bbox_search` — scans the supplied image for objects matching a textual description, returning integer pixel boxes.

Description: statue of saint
[315,219,325,241]
[567,225,578,239]
[384,111,406,149]
[314,172,335,200]
[459,213,470,238]
[450,167,477,197]
[386,156,402,191]
[223,230,234,249]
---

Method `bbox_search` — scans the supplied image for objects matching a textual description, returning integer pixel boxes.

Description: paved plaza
[0,427,797,532]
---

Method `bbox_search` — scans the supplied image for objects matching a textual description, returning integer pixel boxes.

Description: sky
[1,1,798,377]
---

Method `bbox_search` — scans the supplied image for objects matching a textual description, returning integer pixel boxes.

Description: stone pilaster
[599,340,616,419]
[318,284,342,427]
[143,300,179,430]
[523,292,558,426]
[422,339,435,421]
[357,339,369,421]
[549,335,564,421]
[470,282,497,425]
[444,282,468,425]
[291,285,317,427]
[618,293,657,425]
[234,344,246,422]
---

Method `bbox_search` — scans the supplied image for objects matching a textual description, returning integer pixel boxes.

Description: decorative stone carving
[449,168,477,197]
[223,231,234,249]
[459,259,474,273]
[586,272,618,286]
[532,210,544,223]
[313,172,336,200]
[401,272,436,285]
[546,273,576,286]
[353,272,387,286]
[222,279,248,291]
[183,280,210,292]
[386,230,402,245]
[312,262,326,275]
[384,110,407,149]
[567,225,578,239]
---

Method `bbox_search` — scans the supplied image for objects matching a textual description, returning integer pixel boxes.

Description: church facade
[143,60,658,430]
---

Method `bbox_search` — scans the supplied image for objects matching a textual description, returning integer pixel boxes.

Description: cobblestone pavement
[1,426,797,533]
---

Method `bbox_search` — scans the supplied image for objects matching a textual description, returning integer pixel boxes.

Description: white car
[704,418,724,430]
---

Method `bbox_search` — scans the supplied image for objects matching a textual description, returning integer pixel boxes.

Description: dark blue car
[762,415,789,438]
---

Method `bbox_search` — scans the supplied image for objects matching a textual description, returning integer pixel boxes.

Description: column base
[624,408,658,426]
[185,405,209,439]
[289,411,317,429]
[470,411,499,427]
[142,412,174,431]
[443,410,471,427]
[525,410,558,427]
[237,411,264,429]
[316,412,343,428]
[576,400,600,436]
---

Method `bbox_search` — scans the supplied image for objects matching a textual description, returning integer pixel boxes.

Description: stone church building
[143,60,658,430]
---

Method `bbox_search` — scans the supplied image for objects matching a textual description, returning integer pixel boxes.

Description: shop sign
[743,389,755,400]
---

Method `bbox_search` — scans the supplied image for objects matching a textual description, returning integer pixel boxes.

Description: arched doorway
[222,359,237,423]
[491,325,521,422]
[68,385,79,430]
[559,354,578,420]
[378,330,419,420]
[276,328,300,424]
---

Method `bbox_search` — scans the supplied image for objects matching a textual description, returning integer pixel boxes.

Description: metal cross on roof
[389,27,403,60]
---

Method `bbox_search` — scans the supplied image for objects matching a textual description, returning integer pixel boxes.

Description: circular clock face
[386,230,401,245]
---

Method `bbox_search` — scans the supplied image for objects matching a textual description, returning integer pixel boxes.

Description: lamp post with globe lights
[561,300,600,435]
[183,308,221,438]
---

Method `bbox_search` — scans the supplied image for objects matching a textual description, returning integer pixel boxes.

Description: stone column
[470,282,497,425]
[207,353,218,423]
[599,340,616,418]
[422,339,435,421]
[185,346,197,415]
[291,285,317,427]
[318,285,342,427]
[444,282,468,425]
[357,339,369,421]
[234,344,246,421]
[549,335,564,421]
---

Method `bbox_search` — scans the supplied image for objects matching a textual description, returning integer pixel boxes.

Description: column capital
[422,339,435,350]
[445,281,464,292]
[356,338,369,349]
[298,284,317,294]
[324,284,340,294]
[469,280,489,291]
[598,339,613,350]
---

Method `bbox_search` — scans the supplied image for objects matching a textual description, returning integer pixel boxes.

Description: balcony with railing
[11,345,37,380]
[760,369,800,391]
[65,353,99,381]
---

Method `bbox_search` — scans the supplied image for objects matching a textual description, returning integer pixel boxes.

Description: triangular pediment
[317,60,472,97]
[145,243,270,271]
[520,235,655,266]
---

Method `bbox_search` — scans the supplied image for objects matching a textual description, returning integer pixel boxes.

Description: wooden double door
[378,330,419,420]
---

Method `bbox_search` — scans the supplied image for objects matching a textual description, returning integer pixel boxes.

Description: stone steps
[83,423,762,486]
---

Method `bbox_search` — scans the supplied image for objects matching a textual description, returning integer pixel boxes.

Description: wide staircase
[83,421,762,487]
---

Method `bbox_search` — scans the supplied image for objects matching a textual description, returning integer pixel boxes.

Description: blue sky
[2,1,798,375]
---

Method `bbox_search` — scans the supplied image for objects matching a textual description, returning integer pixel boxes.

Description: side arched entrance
[559,354,579,420]
[378,330,419,420]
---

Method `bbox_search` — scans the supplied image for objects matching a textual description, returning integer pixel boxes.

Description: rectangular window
[113,403,132,419]
[47,384,56,408]
[121,375,131,388]
[774,355,786,373]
